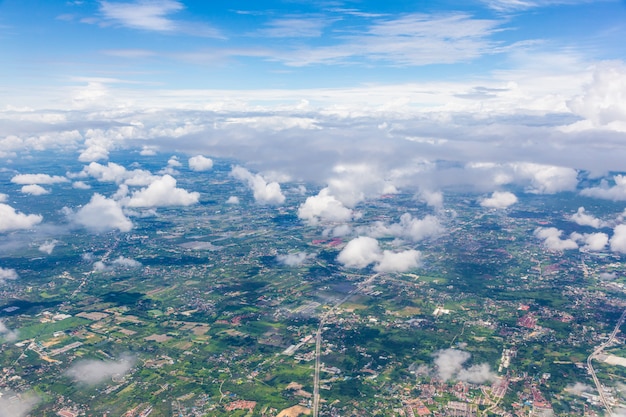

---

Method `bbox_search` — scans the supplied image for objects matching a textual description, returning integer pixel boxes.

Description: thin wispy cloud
[263,13,504,67]
[98,0,222,37]
[257,16,332,38]
[483,0,603,12]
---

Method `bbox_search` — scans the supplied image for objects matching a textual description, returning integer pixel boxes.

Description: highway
[312,273,379,417]
[586,306,626,416]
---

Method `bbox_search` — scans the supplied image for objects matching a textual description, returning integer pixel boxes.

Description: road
[312,273,379,417]
[587,306,626,416]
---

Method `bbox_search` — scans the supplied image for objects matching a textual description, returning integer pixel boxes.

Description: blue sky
[1,0,626,196]
[2,0,625,91]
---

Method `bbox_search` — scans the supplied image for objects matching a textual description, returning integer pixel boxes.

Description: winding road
[587,307,626,416]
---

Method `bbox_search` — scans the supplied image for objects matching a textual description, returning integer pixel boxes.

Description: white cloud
[433,348,495,383]
[581,175,626,201]
[38,240,57,255]
[571,232,609,251]
[480,191,518,209]
[94,256,141,271]
[0,321,19,342]
[226,196,239,204]
[511,162,578,194]
[268,13,503,67]
[11,173,68,185]
[167,156,182,167]
[65,354,135,385]
[188,155,213,171]
[326,164,394,208]
[126,175,199,207]
[99,0,221,37]
[258,17,331,38]
[0,390,38,417]
[374,249,422,273]
[298,188,353,225]
[364,213,443,242]
[111,256,141,268]
[337,236,382,269]
[20,184,49,196]
[72,181,91,189]
[277,252,311,266]
[568,62,626,131]
[534,227,578,251]
[80,161,157,186]
[99,0,184,32]
[140,145,158,156]
[72,193,133,233]
[418,189,444,208]
[0,267,18,284]
[231,166,285,205]
[569,207,607,228]
[0,193,6,202]
[337,236,422,272]
[610,224,626,253]
[0,203,43,232]
[565,382,593,395]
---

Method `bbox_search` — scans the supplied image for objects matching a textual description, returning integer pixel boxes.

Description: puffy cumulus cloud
[0,267,18,284]
[337,236,382,269]
[94,256,142,271]
[72,181,91,189]
[326,164,395,208]
[140,145,158,156]
[79,161,127,183]
[298,188,353,225]
[534,227,578,251]
[0,203,43,232]
[126,175,199,207]
[480,191,518,209]
[188,155,213,171]
[323,223,352,238]
[277,252,312,266]
[565,382,593,396]
[167,156,182,167]
[0,193,6,202]
[571,232,609,252]
[231,166,285,205]
[0,321,19,341]
[374,249,422,273]
[599,272,617,280]
[568,62,626,131]
[581,175,626,201]
[418,189,443,208]
[79,161,157,186]
[11,173,68,185]
[610,224,626,253]
[457,363,498,384]
[78,126,142,162]
[511,163,578,194]
[20,184,49,196]
[465,162,578,194]
[71,193,133,233]
[569,207,607,228]
[111,256,142,268]
[65,354,135,385]
[433,349,495,383]
[38,240,57,255]
[226,196,240,205]
[364,213,443,242]
[0,390,38,417]
[337,236,422,272]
